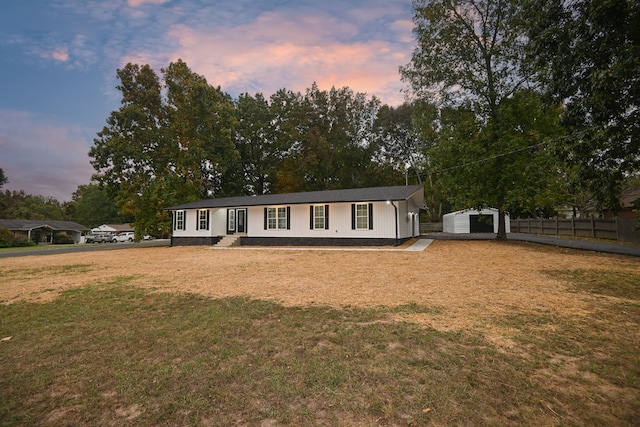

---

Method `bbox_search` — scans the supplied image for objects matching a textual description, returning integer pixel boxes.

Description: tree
[72,184,132,228]
[273,84,383,192]
[431,91,563,220]
[527,0,640,212]
[0,168,7,189]
[90,60,238,236]
[233,92,283,195]
[0,191,64,220]
[401,0,540,239]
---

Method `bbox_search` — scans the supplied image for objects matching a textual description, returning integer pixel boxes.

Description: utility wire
[420,139,551,177]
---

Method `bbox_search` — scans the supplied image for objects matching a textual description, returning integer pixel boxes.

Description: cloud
[143,5,414,105]
[51,48,70,62]
[0,110,95,201]
[127,0,170,7]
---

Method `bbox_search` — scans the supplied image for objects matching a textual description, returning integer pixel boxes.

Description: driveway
[422,232,640,257]
[0,239,170,259]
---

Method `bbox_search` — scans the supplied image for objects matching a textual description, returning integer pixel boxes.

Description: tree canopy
[527,0,640,211]
[401,0,557,239]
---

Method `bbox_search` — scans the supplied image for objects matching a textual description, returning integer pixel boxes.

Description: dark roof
[0,219,90,231]
[166,185,424,210]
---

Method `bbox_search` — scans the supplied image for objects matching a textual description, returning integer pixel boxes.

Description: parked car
[113,232,134,242]
[85,232,113,243]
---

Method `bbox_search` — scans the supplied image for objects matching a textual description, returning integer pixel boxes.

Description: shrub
[0,227,13,248]
[54,234,75,244]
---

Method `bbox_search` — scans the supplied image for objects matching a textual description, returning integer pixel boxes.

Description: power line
[421,140,551,176]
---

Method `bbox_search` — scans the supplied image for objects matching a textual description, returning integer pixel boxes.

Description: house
[442,208,510,234]
[166,185,425,246]
[602,187,640,220]
[91,223,135,235]
[0,219,89,244]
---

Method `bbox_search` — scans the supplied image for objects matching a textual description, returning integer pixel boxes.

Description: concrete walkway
[422,232,640,257]
[405,239,434,251]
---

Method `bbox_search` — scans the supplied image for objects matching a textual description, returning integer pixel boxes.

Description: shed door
[469,214,494,233]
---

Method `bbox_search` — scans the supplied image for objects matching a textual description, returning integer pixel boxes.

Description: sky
[0,0,416,202]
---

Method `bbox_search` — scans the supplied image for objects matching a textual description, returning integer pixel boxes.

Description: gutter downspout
[388,200,399,246]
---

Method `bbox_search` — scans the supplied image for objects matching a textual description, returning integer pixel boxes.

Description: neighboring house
[0,219,89,244]
[602,187,640,220]
[92,223,135,235]
[443,208,511,234]
[166,185,425,246]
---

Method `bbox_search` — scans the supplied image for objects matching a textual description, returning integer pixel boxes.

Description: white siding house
[166,185,425,246]
[442,208,510,234]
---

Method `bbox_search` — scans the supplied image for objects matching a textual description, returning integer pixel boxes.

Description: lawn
[0,241,638,426]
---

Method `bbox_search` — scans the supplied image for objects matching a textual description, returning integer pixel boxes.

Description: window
[175,210,185,231]
[310,205,329,230]
[265,207,289,230]
[356,203,368,229]
[351,203,373,230]
[277,207,287,229]
[314,205,325,229]
[198,209,209,230]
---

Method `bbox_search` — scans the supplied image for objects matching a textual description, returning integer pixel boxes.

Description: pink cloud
[51,48,69,62]
[153,9,413,105]
[127,0,169,7]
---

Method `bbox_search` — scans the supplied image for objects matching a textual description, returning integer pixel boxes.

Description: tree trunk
[496,208,508,241]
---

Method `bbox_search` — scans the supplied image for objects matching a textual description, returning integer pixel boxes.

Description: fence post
[591,217,596,238]
[572,217,575,236]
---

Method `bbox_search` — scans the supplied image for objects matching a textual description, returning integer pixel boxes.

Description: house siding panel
[245,202,400,239]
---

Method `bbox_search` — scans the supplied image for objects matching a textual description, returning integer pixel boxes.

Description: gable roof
[166,185,424,210]
[0,219,89,232]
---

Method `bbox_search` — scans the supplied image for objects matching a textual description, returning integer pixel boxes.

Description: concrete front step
[216,235,242,247]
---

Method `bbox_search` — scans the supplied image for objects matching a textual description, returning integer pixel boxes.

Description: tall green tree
[274,84,383,192]
[233,92,283,195]
[90,60,238,236]
[431,91,563,220]
[527,0,640,212]
[401,0,542,239]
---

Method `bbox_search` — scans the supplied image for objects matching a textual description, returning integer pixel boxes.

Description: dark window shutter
[286,206,291,230]
[368,203,373,230]
[172,211,176,231]
[183,211,186,230]
[206,210,210,230]
[196,211,199,231]
[310,206,314,229]
[264,207,267,230]
[351,204,356,230]
[325,205,329,229]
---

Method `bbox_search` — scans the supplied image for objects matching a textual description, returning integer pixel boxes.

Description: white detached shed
[442,208,510,234]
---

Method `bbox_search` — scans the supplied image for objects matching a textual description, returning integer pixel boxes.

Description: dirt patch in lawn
[1,240,637,343]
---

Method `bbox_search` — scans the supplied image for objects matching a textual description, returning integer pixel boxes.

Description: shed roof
[166,185,424,210]
[0,219,89,231]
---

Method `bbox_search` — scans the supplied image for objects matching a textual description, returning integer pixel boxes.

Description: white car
[112,232,134,242]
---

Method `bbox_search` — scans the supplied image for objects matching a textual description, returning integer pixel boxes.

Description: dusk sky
[0,0,415,202]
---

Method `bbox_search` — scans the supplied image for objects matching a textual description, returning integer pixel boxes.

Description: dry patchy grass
[1,240,639,425]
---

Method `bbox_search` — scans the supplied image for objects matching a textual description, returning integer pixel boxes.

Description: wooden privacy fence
[510,217,640,243]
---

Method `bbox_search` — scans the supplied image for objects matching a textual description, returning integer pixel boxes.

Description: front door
[236,209,247,233]
[227,208,247,234]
